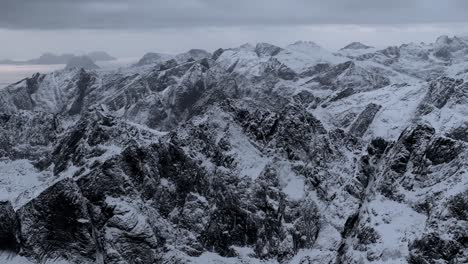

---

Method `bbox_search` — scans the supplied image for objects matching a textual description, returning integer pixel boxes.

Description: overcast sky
[1,0,468,59]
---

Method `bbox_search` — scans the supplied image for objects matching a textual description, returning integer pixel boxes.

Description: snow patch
[367,195,427,262]
[0,159,53,209]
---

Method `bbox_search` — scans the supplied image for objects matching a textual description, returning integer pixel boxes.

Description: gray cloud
[1,0,468,29]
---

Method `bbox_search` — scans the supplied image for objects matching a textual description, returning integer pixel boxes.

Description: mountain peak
[255,43,282,57]
[435,35,451,45]
[286,41,325,55]
[341,42,373,50]
[86,51,116,61]
[434,35,467,56]
[175,49,211,63]
[136,52,172,66]
[239,43,255,50]
[435,35,467,46]
[289,40,322,49]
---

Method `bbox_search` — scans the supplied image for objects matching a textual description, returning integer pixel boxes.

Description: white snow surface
[0,159,53,209]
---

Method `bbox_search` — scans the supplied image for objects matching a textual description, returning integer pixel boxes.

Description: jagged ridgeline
[1,36,468,263]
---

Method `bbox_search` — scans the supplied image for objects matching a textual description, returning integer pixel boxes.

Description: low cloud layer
[2,0,468,29]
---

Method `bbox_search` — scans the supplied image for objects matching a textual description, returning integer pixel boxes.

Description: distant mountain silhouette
[0,51,116,65]
[65,56,100,70]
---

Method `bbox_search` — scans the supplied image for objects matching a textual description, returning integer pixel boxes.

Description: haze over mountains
[0,34,468,263]
[0,51,116,65]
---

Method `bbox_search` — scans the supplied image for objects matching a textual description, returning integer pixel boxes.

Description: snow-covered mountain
[0,36,468,264]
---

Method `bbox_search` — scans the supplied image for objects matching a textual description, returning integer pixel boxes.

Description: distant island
[0,51,116,65]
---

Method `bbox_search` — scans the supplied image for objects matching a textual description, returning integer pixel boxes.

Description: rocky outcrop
[418,77,464,113]
[0,201,19,252]
[17,179,98,263]
[0,111,63,159]
[447,122,468,142]
[341,42,373,50]
[309,61,390,91]
[255,43,283,57]
[0,73,45,112]
[425,137,462,165]
[175,49,211,63]
[349,103,382,137]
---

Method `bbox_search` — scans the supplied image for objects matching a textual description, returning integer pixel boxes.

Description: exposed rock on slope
[349,103,382,137]
[341,42,373,50]
[0,201,19,252]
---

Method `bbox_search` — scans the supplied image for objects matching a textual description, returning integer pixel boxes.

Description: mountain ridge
[0,51,116,65]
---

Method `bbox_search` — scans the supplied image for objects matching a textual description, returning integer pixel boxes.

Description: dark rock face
[409,234,462,263]
[299,63,330,78]
[277,64,297,80]
[25,73,45,95]
[76,159,129,204]
[47,110,160,175]
[378,124,436,198]
[446,122,468,142]
[200,164,321,260]
[100,199,162,264]
[68,70,96,115]
[367,137,389,157]
[293,90,319,107]
[349,103,382,137]
[0,201,19,252]
[310,61,390,91]
[158,59,178,71]
[0,74,45,112]
[434,47,452,61]
[260,58,297,81]
[380,46,401,61]
[329,87,355,103]
[0,111,63,159]
[341,42,373,50]
[175,49,211,63]
[419,77,464,112]
[50,120,88,174]
[255,43,283,57]
[425,137,461,165]
[211,48,224,61]
[17,179,98,263]
[229,102,327,161]
[433,36,468,61]
[447,190,468,221]
[311,61,356,87]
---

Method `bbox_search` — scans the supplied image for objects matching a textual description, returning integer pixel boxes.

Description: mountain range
[0,35,468,264]
[0,51,116,65]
